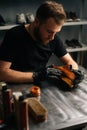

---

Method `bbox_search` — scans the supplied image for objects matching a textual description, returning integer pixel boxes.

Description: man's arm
[59,53,79,69]
[0,61,34,83]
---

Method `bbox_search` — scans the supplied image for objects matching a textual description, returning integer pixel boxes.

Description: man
[0,1,78,83]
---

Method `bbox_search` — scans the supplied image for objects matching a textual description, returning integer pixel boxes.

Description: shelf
[0,20,87,30]
[64,20,87,26]
[0,24,18,30]
[66,43,87,52]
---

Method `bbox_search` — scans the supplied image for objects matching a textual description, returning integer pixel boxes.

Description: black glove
[47,66,62,79]
[47,65,84,89]
[59,69,84,89]
[33,65,62,83]
[72,69,84,85]
[33,67,47,83]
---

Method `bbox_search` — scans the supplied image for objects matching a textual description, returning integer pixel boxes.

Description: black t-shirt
[0,25,67,71]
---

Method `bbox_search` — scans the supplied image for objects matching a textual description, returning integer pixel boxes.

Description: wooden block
[28,98,47,122]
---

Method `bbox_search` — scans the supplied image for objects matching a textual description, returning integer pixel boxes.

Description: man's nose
[48,33,55,40]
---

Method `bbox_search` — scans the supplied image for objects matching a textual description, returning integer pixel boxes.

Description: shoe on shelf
[70,39,82,47]
[0,14,6,26]
[65,11,73,22]
[69,12,80,22]
[26,13,34,23]
[65,39,82,48]
[65,39,76,48]
[16,13,26,24]
[65,11,80,22]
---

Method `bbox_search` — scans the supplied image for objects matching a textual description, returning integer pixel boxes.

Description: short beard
[33,26,50,45]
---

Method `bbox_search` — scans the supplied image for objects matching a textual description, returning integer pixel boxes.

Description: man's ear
[34,17,40,25]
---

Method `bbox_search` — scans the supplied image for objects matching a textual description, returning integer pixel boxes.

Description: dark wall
[0,0,86,23]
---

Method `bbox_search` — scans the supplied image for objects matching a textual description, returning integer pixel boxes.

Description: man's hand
[33,65,84,89]
[51,65,84,88]
[71,69,84,85]
[47,65,62,79]
[33,65,62,83]
[33,67,47,83]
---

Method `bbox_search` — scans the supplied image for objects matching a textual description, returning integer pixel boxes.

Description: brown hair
[36,1,66,24]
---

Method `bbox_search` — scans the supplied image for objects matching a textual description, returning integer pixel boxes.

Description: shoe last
[26,13,34,23]
[16,13,26,24]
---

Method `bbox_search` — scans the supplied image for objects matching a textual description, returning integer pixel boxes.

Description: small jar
[29,86,41,101]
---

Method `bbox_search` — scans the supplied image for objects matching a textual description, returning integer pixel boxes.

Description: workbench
[1,66,87,130]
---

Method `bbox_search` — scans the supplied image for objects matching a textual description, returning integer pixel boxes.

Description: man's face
[33,17,64,45]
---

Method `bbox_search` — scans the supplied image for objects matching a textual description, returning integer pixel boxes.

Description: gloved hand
[46,66,62,79]
[33,65,62,83]
[52,65,84,88]
[33,65,84,88]
[71,69,84,85]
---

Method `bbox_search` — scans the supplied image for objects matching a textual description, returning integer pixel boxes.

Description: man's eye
[47,31,53,34]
